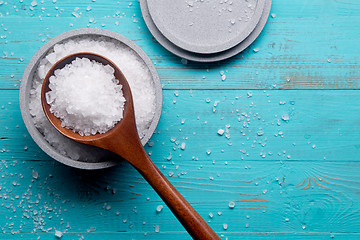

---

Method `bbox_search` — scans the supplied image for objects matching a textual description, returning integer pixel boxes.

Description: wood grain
[0,0,359,90]
[2,89,359,162]
[0,0,360,239]
[0,159,359,235]
[2,232,360,240]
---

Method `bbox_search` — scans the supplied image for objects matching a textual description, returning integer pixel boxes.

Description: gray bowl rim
[19,28,163,170]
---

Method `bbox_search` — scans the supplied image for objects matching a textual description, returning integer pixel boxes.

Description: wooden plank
[0,158,359,234]
[2,232,360,240]
[2,89,360,162]
[0,0,360,90]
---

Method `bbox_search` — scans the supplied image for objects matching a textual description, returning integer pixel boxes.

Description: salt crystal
[223,223,228,230]
[257,130,264,136]
[32,170,39,180]
[281,114,289,121]
[55,230,63,238]
[72,12,80,18]
[31,0,37,7]
[156,205,163,213]
[217,129,224,136]
[180,142,186,150]
[181,58,188,65]
[228,201,235,208]
[253,48,260,53]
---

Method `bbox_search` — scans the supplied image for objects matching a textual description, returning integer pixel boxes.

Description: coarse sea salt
[29,36,156,162]
[46,57,126,136]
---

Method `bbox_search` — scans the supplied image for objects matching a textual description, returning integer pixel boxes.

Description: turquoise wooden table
[1,0,360,239]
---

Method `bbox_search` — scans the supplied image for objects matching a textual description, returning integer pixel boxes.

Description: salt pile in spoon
[46,57,125,136]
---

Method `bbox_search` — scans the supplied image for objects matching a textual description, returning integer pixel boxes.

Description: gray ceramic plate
[140,0,272,62]
[20,28,162,170]
[147,0,265,54]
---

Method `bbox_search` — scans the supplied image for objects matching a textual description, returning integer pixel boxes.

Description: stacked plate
[140,0,272,62]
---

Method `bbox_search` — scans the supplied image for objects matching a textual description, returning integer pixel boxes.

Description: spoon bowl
[41,52,220,240]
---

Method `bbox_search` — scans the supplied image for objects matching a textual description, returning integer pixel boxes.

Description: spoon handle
[132,148,221,240]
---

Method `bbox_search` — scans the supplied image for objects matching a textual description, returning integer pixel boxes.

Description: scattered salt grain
[180,142,186,150]
[55,230,63,238]
[72,12,80,18]
[281,114,289,121]
[156,205,163,213]
[217,129,224,136]
[228,201,235,208]
[46,57,125,136]
[32,170,39,180]
[181,58,188,65]
[223,223,228,230]
[257,130,264,136]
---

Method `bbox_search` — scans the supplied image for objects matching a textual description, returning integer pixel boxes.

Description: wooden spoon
[41,52,220,240]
